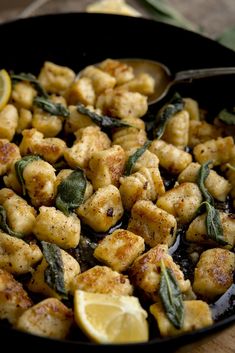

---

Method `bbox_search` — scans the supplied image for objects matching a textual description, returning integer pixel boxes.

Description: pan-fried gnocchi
[0,58,234,344]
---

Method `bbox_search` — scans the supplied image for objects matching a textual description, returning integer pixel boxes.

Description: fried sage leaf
[154,93,184,139]
[11,72,48,99]
[77,103,130,128]
[124,140,151,176]
[159,259,184,329]
[56,169,87,216]
[218,109,235,125]
[34,96,70,117]
[200,201,228,246]
[15,155,41,196]
[197,161,214,205]
[41,241,67,298]
[0,205,23,238]
[197,162,227,245]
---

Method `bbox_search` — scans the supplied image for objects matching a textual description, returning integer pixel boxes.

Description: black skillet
[0,12,234,353]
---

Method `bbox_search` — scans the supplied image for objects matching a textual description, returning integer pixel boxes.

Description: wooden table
[0,1,234,352]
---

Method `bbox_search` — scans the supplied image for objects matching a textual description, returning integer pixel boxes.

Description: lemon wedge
[0,69,11,111]
[74,290,149,343]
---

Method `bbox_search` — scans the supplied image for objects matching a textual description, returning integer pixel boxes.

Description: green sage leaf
[197,161,214,205]
[217,26,235,52]
[159,259,184,329]
[202,202,228,246]
[124,140,152,176]
[154,93,184,139]
[41,241,67,298]
[218,109,235,125]
[34,96,70,117]
[11,72,49,99]
[76,103,130,128]
[15,155,41,196]
[56,169,87,216]
[140,0,199,32]
[0,205,24,238]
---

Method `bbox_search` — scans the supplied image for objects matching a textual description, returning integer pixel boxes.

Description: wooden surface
[0,1,234,352]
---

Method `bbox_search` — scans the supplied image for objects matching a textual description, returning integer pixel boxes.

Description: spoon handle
[174,67,235,83]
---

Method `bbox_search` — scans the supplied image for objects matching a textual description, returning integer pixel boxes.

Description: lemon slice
[74,290,149,343]
[0,69,11,111]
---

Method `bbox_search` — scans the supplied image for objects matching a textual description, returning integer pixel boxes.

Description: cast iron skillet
[0,12,234,353]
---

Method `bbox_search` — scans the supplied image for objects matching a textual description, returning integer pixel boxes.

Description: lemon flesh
[0,69,11,111]
[74,290,149,343]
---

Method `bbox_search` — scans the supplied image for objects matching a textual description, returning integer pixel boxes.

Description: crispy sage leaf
[218,109,235,125]
[197,162,227,245]
[124,140,151,176]
[197,161,214,205]
[41,241,67,298]
[159,259,184,329]
[34,96,70,117]
[76,103,130,128]
[201,202,228,246]
[0,205,23,238]
[56,169,87,216]
[15,155,41,196]
[154,93,184,139]
[11,72,48,99]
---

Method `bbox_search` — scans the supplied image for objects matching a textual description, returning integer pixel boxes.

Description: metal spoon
[116,58,235,105]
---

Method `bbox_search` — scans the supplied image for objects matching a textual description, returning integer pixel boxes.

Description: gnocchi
[0,58,234,344]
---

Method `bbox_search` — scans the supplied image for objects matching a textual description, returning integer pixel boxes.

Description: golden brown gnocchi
[87,145,126,189]
[94,229,145,272]
[150,300,213,337]
[0,104,18,141]
[149,139,192,174]
[0,139,20,176]
[96,88,148,119]
[157,182,202,224]
[64,125,111,169]
[0,188,36,236]
[20,128,66,164]
[129,245,191,301]
[33,206,81,249]
[162,110,189,149]
[0,269,32,324]
[71,265,133,296]
[0,231,42,274]
[193,136,234,166]
[0,58,234,344]
[16,298,73,339]
[77,185,123,232]
[127,200,177,247]
[119,166,165,210]
[38,61,75,94]
[178,162,231,201]
[193,248,235,300]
